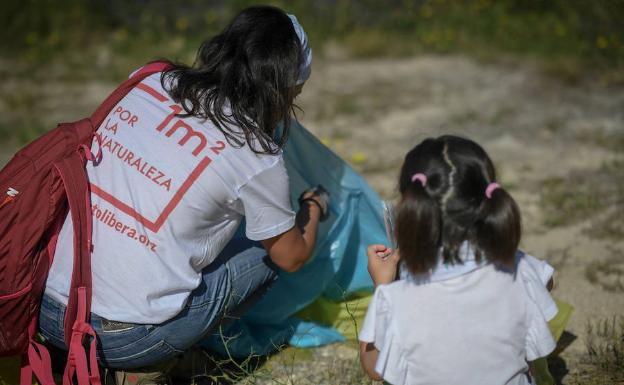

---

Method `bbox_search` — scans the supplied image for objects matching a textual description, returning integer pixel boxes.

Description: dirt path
[2,54,623,384]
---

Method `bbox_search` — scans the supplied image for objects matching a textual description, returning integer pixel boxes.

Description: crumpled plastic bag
[200,120,386,356]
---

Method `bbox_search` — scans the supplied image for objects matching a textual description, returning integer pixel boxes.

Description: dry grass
[585,251,624,293]
[539,161,624,233]
[580,317,624,384]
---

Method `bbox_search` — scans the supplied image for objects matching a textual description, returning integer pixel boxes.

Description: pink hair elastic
[411,173,427,187]
[485,182,500,199]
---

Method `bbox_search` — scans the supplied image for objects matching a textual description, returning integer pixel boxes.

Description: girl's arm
[359,342,383,381]
[360,244,398,381]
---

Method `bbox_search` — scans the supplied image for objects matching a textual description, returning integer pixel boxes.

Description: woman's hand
[367,244,400,287]
[298,185,329,220]
[263,186,328,273]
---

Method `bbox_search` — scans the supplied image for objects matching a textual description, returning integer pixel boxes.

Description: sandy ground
[2,54,623,384]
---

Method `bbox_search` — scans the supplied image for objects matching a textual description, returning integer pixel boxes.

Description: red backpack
[0,61,173,385]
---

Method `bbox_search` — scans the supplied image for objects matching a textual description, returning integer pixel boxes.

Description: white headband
[288,14,312,85]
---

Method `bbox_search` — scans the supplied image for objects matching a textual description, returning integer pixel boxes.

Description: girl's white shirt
[360,245,557,385]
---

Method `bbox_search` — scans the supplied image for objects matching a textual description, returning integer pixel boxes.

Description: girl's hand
[367,244,400,287]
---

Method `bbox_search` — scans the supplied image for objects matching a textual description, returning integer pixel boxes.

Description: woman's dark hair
[396,135,521,274]
[161,5,303,154]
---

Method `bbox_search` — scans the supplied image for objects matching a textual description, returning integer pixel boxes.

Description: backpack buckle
[78,134,103,163]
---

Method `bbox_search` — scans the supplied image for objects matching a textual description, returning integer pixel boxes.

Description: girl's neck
[400,241,488,284]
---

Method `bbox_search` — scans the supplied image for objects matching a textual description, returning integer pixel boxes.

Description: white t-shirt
[45,73,296,323]
[359,263,556,385]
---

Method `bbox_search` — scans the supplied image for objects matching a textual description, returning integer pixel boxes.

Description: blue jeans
[38,238,277,369]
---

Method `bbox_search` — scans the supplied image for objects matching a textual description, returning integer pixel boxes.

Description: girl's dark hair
[161,5,303,154]
[396,135,521,274]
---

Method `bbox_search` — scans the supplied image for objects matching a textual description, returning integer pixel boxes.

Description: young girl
[359,135,556,385]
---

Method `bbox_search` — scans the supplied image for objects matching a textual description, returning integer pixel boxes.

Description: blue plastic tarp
[200,120,387,357]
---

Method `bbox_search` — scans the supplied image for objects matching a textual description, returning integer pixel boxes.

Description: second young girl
[359,135,556,385]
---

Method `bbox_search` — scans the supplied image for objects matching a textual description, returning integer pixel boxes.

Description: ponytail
[396,182,441,274]
[396,136,521,274]
[475,187,521,268]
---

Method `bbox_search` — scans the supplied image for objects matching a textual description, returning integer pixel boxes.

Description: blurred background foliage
[1,0,623,79]
[0,0,623,144]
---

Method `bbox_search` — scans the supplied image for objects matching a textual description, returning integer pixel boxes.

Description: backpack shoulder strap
[57,153,92,347]
[19,61,175,385]
[55,154,100,385]
[62,61,173,385]
[64,60,174,348]
[90,61,174,131]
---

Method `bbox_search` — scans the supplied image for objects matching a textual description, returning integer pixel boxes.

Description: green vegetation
[539,161,624,232]
[2,0,623,145]
[2,0,623,77]
[0,88,46,144]
[584,317,624,384]
[540,176,604,227]
[578,129,624,153]
[585,251,624,293]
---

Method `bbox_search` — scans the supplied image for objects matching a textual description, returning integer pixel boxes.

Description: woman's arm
[261,191,323,272]
[359,341,383,381]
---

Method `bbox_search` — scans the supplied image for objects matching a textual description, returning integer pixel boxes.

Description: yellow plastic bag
[296,294,372,341]
[548,298,574,343]
[532,297,575,385]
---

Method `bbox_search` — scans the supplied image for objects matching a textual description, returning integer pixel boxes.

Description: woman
[39,5,325,373]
